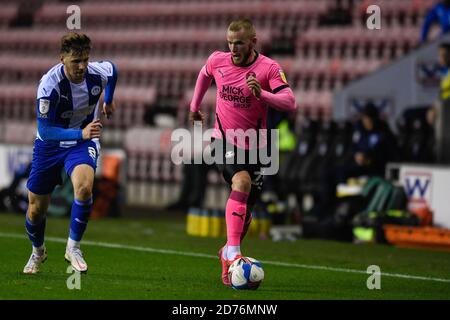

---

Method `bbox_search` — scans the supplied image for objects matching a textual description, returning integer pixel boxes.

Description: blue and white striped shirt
[36,61,117,147]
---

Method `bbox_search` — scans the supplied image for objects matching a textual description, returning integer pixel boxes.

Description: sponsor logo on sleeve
[39,99,50,114]
[246,71,256,79]
[279,70,288,84]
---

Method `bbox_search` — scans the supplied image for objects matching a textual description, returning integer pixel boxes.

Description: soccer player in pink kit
[189,19,297,286]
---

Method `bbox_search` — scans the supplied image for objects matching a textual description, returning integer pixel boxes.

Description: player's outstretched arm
[82,119,103,140]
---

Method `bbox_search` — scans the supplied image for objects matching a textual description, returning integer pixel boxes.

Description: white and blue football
[228,257,264,290]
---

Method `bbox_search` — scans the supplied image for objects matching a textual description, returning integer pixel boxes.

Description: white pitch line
[1,232,449,284]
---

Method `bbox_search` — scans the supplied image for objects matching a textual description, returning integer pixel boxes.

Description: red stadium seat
[0,28,272,56]
[296,25,420,59]
[0,4,18,29]
[2,121,36,145]
[355,0,435,27]
[290,55,385,91]
[34,1,329,30]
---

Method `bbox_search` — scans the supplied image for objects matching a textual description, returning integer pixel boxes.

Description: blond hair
[228,18,256,38]
[60,32,91,55]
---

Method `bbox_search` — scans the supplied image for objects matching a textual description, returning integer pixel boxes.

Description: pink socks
[226,190,249,247]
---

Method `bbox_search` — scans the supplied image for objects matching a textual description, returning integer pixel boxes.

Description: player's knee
[27,205,45,220]
[74,183,93,201]
[231,173,252,193]
[27,197,47,219]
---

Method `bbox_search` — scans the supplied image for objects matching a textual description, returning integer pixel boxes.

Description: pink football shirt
[200,51,289,149]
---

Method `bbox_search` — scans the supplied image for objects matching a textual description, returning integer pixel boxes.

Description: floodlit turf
[0,212,449,300]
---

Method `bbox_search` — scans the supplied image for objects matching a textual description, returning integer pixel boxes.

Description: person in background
[421,0,450,43]
[317,103,397,217]
[428,42,450,162]
[338,103,397,182]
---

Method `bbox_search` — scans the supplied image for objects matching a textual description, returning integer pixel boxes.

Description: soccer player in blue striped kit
[23,32,118,274]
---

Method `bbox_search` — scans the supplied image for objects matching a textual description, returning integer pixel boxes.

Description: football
[228,256,264,290]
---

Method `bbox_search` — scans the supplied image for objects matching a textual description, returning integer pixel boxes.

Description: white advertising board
[0,144,33,189]
[397,164,450,229]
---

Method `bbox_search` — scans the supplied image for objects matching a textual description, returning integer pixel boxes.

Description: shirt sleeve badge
[279,70,288,84]
[39,99,50,114]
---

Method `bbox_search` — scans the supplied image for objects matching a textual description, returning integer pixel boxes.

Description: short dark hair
[439,42,450,51]
[60,32,91,55]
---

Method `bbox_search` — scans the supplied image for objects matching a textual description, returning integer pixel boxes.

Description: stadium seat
[296,26,420,59]
[1,121,36,145]
[396,106,435,163]
[355,0,435,27]
[0,4,18,29]
[34,0,329,31]
[297,119,337,195]
[278,117,319,195]
[0,28,272,56]
[294,89,333,119]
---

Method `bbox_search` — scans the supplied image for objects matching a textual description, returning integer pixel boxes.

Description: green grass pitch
[0,212,449,300]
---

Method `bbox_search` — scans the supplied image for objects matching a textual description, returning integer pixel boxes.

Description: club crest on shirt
[91,86,101,96]
[39,99,50,114]
[246,71,256,79]
[279,70,288,84]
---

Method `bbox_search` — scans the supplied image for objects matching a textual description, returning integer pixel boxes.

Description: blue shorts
[27,139,100,195]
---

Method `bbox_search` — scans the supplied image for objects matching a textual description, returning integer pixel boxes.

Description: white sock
[227,245,241,260]
[221,245,228,260]
[32,245,45,255]
[67,237,80,250]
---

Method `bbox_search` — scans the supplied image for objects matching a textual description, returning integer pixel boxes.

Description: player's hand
[246,76,261,98]
[82,119,103,140]
[189,111,205,125]
[102,101,116,119]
